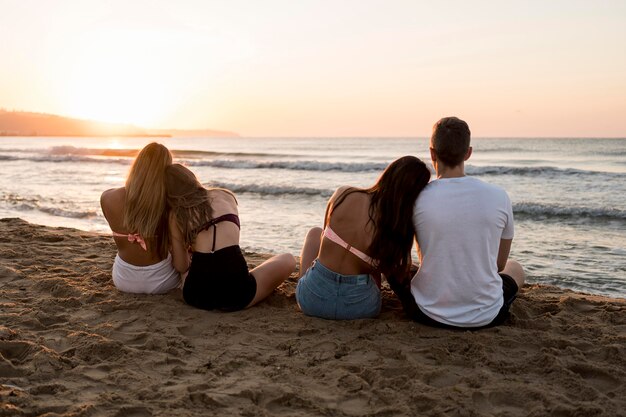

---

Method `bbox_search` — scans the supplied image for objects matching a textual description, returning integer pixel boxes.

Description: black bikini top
[200,213,240,231]
[196,213,240,252]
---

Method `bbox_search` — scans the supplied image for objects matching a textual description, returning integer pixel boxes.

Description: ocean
[0,136,624,298]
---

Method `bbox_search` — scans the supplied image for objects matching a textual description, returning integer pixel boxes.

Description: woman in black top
[165,164,296,311]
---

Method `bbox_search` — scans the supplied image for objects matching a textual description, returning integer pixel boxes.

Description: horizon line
[2,134,625,140]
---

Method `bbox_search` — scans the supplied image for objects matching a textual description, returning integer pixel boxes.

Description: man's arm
[497,238,512,272]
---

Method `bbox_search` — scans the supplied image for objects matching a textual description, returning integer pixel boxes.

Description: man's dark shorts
[389,273,519,330]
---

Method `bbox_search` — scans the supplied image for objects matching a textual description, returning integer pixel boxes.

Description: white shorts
[112,253,181,294]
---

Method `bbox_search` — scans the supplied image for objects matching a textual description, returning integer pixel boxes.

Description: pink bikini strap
[323,226,376,267]
[112,232,148,251]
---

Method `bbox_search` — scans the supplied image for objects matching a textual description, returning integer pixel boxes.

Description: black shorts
[388,273,519,330]
[183,245,257,312]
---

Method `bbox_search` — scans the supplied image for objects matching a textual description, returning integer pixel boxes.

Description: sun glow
[1,1,625,136]
[59,28,176,127]
[106,138,124,149]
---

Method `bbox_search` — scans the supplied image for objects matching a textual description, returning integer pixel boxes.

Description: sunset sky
[1,0,625,137]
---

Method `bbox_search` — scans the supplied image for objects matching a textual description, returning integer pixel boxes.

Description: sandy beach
[0,217,624,416]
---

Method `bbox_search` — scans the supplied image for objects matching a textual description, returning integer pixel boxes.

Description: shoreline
[2,135,625,300]
[3,214,624,301]
[1,217,625,416]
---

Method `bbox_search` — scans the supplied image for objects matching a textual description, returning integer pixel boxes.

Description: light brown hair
[124,142,172,258]
[165,164,236,247]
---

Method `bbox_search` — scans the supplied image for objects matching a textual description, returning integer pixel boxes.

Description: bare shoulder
[335,185,353,194]
[209,188,237,204]
[329,185,364,206]
[208,188,238,214]
[330,185,354,201]
[101,187,125,203]
[100,187,125,218]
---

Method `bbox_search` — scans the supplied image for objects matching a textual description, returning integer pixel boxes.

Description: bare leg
[246,253,297,308]
[501,259,525,289]
[299,227,323,278]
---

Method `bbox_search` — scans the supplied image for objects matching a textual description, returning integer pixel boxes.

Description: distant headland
[0,109,238,138]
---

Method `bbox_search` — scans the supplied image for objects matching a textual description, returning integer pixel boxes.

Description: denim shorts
[296,260,381,320]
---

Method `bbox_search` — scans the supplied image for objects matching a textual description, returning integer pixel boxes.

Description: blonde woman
[165,164,296,311]
[100,142,180,294]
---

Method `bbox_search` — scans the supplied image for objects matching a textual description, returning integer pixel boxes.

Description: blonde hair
[124,142,172,258]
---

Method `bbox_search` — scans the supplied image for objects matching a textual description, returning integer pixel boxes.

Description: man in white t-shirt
[390,117,525,329]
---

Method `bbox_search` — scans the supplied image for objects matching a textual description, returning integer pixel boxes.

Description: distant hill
[0,110,238,138]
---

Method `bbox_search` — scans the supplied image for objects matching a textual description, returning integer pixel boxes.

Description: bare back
[318,186,376,275]
[100,187,164,266]
[192,189,240,253]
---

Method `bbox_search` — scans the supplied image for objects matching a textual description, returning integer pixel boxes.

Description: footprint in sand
[0,340,35,364]
[568,364,622,394]
[113,406,153,417]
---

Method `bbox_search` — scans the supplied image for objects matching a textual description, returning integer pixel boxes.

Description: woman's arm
[169,212,191,273]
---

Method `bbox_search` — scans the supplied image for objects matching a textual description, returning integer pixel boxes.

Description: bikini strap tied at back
[112,232,148,251]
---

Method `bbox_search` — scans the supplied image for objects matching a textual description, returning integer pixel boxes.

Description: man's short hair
[431,117,471,167]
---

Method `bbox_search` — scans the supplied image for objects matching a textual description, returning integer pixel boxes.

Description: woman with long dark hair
[296,156,431,319]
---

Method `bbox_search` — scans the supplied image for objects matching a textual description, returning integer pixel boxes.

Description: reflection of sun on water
[107,139,123,150]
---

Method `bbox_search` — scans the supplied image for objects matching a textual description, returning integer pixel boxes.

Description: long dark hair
[333,156,430,279]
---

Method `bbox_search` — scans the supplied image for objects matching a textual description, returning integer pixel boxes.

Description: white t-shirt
[411,176,514,327]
